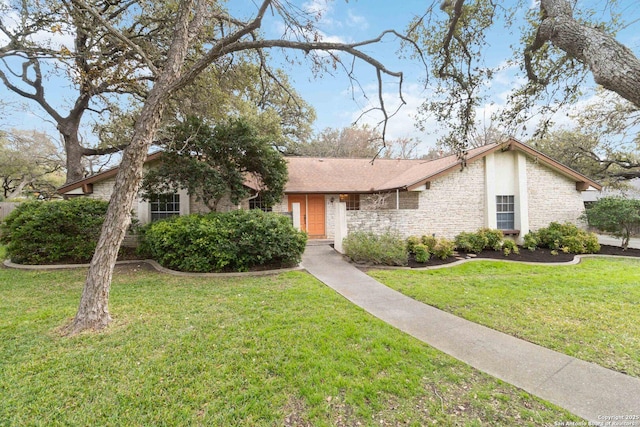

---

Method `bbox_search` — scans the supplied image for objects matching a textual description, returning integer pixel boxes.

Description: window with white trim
[496,195,515,230]
[339,194,360,210]
[150,193,180,221]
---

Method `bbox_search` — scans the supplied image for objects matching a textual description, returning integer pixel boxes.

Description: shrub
[406,236,421,254]
[343,231,408,266]
[413,244,431,263]
[502,239,520,256]
[0,198,108,264]
[421,235,438,253]
[433,238,455,260]
[454,231,488,253]
[525,222,600,254]
[523,232,539,251]
[480,228,504,251]
[141,210,307,272]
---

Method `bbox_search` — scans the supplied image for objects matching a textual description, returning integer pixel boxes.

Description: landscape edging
[2,258,304,277]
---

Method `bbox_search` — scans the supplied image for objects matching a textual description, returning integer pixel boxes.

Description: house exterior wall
[343,160,486,240]
[74,148,588,241]
[526,157,586,231]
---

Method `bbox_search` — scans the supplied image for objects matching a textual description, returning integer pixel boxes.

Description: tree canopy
[0,1,316,183]
[0,130,64,199]
[57,0,415,334]
[409,0,640,153]
[141,117,287,211]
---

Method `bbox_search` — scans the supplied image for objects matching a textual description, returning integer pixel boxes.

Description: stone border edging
[2,258,304,277]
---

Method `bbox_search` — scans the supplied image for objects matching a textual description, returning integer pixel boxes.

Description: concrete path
[302,245,640,424]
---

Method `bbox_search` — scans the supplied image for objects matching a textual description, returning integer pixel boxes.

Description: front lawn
[370,258,640,377]
[0,265,580,425]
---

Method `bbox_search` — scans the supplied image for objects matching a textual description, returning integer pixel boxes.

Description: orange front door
[307,194,326,238]
[288,194,326,238]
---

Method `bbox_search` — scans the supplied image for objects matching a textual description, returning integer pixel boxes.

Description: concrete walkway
[302,245,640,424]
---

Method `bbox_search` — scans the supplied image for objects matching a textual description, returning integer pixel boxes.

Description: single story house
[58,138,602,243]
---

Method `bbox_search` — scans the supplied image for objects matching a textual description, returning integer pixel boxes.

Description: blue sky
[2,0,640,155]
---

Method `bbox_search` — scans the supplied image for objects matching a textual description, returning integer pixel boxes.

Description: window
[339,194,360,210]
[496,195,515,230]
[150,193,180,221]
[249,194,272,212]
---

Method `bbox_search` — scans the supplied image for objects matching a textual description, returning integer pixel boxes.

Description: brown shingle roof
[58,139,602,195]
[284,143,499,193]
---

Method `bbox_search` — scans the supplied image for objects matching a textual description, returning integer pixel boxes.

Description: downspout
[396,189,400,210]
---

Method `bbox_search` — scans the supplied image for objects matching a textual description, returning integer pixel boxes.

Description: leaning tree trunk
[64,0,198,335]
[63,96,167,334]
[539,0,640,108]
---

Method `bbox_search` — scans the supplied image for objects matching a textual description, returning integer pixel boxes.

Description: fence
[0,202,20,222]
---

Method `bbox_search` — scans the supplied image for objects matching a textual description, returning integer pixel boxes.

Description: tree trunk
[59,118,86,184]
[64,0,197,335]
[63,94,167,334]
[539,0,640,108]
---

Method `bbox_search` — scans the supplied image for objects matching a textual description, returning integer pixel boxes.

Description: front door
[307,194,326,238]
[288,194,326,238]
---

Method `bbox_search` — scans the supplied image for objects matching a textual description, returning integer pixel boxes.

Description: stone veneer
[525,156,586,230]
[345,160,486,239]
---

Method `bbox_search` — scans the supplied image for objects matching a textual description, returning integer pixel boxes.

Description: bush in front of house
[454,231,488,253]
[523,222,600,254]
[343,231,408,266]
[502,239,520,256]
[141,210,307,273]
[432,237,456,260]
[454,228,505,253]
[0,198,109,264]
[406,234,455,263]
[413,244,430,263]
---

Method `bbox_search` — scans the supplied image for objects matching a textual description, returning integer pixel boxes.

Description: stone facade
[340,160,484,239]
[525,157,586,231]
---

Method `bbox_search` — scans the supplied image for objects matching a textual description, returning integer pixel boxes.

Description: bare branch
[71,0,159,75]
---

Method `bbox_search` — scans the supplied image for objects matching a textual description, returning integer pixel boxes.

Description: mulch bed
[406,244,640,269]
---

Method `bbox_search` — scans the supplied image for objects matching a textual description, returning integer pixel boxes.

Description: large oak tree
[410,0,640,153]
[62,0,416,334]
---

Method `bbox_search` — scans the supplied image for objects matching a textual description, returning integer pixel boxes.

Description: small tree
[141,116,287,211]
[582,197,640,249]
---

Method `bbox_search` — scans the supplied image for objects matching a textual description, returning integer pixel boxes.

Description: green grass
[0,265,580,426]
[370,258,640,377]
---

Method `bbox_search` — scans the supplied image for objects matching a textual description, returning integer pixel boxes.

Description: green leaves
[0,198,109,264]
[582,197,640,249]
[141,210,307,273]
[142,116,288,211]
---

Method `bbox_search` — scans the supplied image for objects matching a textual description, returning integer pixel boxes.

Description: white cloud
[346,10,368,30]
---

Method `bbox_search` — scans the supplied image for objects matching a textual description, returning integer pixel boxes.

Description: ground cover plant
[370,258,640,377]
[0,263,579,425]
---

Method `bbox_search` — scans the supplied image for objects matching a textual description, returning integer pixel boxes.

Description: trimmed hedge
[140,210,307,272]
[0,198,108,264]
